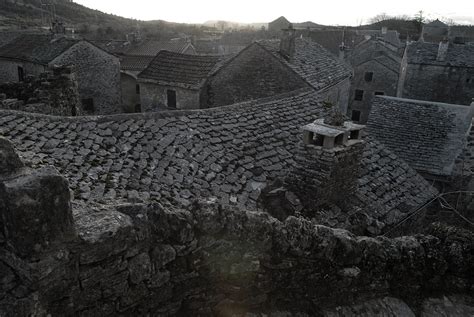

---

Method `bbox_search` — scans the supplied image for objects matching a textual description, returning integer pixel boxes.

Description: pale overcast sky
[74,0,474,26]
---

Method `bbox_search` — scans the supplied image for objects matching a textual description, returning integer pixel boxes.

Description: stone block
[0,137,23,174]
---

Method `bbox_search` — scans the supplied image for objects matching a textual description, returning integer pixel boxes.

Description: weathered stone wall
[121,72,140,113]
[140,82,200,111]
[0,66,82,116]
[203,44,308,108]
[1,137,472,316]
[0,59,46,83]
[402,64,474,105]
[286,141,364,211]
[50,41,122,115]
[318,77,351,115]
[349,60,399,123]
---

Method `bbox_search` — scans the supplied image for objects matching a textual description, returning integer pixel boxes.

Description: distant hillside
[359,19,423,40]
[0,0,211,40]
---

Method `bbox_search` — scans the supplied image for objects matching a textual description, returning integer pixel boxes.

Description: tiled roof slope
[0,34,79,64]
[367,96,473,177]
[121,55,154,72]
[0,89,435,222]
[407,42,474,67]
[138,51,222,89]
[257,38,353,90]
[125,39,191,56]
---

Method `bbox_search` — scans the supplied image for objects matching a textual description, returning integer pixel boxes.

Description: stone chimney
[286,109,366,211]
[280,24,297,61]
[437,39,449,62]
[381,26,388,34]
[51,19,66,36]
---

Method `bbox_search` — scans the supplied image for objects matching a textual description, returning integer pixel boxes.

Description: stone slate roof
[91,40,131,55]
[138,51,223,89]
[120,55,154,72]
[257,38,353,91]
[0,89,436,225]
[125,39,192,56]
[407,42,474,67]
[0,34,80,65]
[367,96,473,177]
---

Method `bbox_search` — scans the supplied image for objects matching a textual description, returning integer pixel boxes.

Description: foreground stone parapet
[0,137,23,174]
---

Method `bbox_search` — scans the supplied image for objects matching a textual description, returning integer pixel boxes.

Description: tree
[369,12,391,24]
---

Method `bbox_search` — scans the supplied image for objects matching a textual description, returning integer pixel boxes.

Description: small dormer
[302,119,365,149]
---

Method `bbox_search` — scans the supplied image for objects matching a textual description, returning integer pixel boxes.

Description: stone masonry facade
[0,66,82,116]
[0,137,472,315]
[50,41,122,115]
[203,44,308,108]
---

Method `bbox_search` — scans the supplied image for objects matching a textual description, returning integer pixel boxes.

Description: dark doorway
[17,66,24,82]
[167,89,177,109]
[82,98,94,113]
[351,110,361,122]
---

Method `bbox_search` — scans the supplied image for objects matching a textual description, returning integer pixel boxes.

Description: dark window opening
[354,89,364,101]
[364,72,373,82]
[467,78,472,84]
[350,130,360,140]
[351,110,361,122]
[335,134,344,146]
[134,104,141,113]
[374,91,385,96]
[82,98,94,113]
[17,66,24,82]
[314,134,325,146]
[136,84,140,94]
[167,89,177,109]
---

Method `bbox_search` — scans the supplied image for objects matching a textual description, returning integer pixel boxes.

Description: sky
[74,0,474,26]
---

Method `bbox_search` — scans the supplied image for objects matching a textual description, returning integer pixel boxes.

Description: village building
[205,29,353,112]
[397,40,474,105]
[367,96,473,188]
[105,38,197,113]
[346,38,402,123]
[268,16,291,33]
[0,34,121,114]
[138,51,224,111]
[420,19,449,43]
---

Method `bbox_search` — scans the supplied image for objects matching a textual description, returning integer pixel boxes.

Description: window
[351,110,361,122]
[17,66,24,82]
[354,89,364,101]
[467,78,472,84]
[134,104,141,113]
[82,98,94,113]
[374,91,385,96]
[167,89,177,109]
[364,72,373,82]
[136,84,140,94]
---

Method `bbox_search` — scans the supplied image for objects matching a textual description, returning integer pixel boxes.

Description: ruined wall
[349,61,399,123]
[0,137,472,316]
[50,41,122,115]
[318,77,351,115]
[0,66,82,116]
[203,44,308,108]
[402,64,474,105]
[140,82,200,112]
[0,59,46,83]
[121,72,140,113]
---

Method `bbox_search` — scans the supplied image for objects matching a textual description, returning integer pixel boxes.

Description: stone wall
[140,82,200,111]
[349,60,399,123]
[50,41,122,115]
[0,137,473,316]
[121,72,141,113]
[402,63,474,105]
[0,66,82,116]
[0,59,46,83]
[318,77,351,115]
[203,44,309,108]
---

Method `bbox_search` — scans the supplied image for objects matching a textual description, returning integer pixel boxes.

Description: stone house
[204,29,353,113]
[346,38,402,123]
[268,16,291,33]
[367,96,473,188]
[397,41,474,105]
[138,51,223,111]
[112,39,196,113]
[421,19,449,43]
[0,34,121,114]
